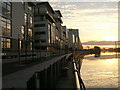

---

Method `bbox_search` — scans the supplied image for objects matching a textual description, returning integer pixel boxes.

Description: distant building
[62,26,68,53]
[68,29,83,51]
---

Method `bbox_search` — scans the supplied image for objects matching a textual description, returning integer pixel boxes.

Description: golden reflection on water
[81,52,118,88]
[106,58,118,63]
[101,52,117,55]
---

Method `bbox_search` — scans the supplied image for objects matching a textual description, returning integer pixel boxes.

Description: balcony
[35,10,55,23]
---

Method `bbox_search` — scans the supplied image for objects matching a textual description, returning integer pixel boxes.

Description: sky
[50,2,118,42]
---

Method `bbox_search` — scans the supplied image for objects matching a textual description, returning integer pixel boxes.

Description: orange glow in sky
[51,2,118,42]
[103,35,116,41]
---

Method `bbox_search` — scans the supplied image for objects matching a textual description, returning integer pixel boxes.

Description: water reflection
[106,58,118,63]
[94,53,101,57]
[81,52,118,88]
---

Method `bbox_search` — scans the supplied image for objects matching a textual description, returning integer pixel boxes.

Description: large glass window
[30,42,32,50]
[35,40,40,43]
[30,16,32,27]
[2,38,11,48]
[51,25,56,44]
[24,13,27,25]
[34,31,46,35]
[28,28,32,39]
[21,26,25,39]
[28,6,32,11]
[41,39,46,43]
[0,16,11,36]
[34,8,39,15]
[48,24,51,43]
[34,24,45,27]
[2,2,11,18]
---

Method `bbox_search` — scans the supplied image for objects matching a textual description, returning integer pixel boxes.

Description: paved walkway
[3,53,72,88]
[3,54,64,76]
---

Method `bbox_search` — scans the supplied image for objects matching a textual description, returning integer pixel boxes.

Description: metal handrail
[73,60,80,90]
[73,59,86,90]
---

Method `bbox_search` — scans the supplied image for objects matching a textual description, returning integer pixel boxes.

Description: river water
[81,52,119,88]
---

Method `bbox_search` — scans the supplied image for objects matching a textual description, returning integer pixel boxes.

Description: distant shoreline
[82,41,119,45]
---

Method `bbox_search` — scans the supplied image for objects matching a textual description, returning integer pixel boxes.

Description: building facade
[1,1,83,61]
[68,29,83,51]
[34,3,67,56]
[34,2,58,56]
[54,10,63,54]
[1,2,35,62]
[62,26,68,53]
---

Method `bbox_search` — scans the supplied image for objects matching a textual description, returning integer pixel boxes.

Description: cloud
[49,0,119,2]
[50,2,118,42]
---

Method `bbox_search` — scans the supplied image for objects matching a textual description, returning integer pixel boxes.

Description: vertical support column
[35,72,40,89]
[18,34,20,63]
[53,63,56,88]
[47,65,53,88]
[56,61,59,82]
[39,68,47,88]
[27,74,36,89]
[47,66,51,88]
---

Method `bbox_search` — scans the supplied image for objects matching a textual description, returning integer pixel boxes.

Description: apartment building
[62,26,68,53]
[1,2,35,61]
[34,2,58,56]
[54,10,63,53]
[68,29,83,51]
[1,1,82,61]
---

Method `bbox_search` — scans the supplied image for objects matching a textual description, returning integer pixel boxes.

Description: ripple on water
[81,52,118,88]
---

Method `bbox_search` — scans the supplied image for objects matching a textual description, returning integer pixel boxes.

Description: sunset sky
[50,1,118,42]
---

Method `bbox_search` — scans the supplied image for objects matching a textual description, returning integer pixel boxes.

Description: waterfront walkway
[3,53,73,88]
[3,54,65,76]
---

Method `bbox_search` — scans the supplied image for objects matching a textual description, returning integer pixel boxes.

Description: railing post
[35,72,40,89]
[53,63,56,88]
[47,65,53,88]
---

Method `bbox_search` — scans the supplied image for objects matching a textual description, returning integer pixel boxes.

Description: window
[35,40,39,43]
[2,38,11,48]
[34,32,46,35]
[40,32,46,34]
[2,2,11,18]
[28,6,32,11]
[0,16,11,36]
[34,8,39,15]
[34,24,45,27]
[30,16,32,27]
[20,40,22,50]
[48,24,51,43]
[40,15,46,21]
[28,28,32,38]
[21,26,25,39]
[30,42,32,50]
[41,46,47,50]
[34,46,40,49]
[41,40,46,43]
[40,16,44,21]
[24,13,27,25]
[51,25,55,44]
[34,46,47,50]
